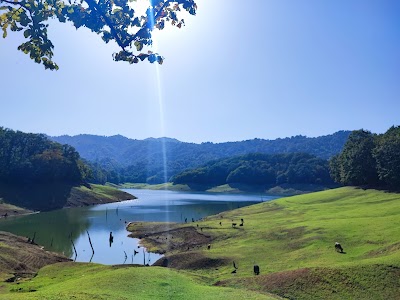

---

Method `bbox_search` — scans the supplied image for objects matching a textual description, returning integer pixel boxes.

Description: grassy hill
[1,187,399,299]
[0,263,279,300]
[128,187,400,299]
[65,184,135,207]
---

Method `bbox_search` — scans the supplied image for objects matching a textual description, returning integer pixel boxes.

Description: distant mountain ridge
[50,131,351,184]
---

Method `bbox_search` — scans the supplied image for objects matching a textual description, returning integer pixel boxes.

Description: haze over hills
[50,131,351,184]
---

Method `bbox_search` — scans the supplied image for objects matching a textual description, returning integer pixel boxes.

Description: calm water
[0,189,277,265]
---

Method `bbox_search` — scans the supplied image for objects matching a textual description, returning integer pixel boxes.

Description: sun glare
[130,0,151,15]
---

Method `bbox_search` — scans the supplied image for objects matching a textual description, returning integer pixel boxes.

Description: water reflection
[0,189,278,265]
[0,208,90,257]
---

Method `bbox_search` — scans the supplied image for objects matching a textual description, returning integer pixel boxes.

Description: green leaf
[23,29,30,38]
[112,7,122,13]
[134,41,143,51]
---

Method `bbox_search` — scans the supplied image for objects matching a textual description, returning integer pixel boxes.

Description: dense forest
[172,152,333,187]
[329,126,400,190]
[0,127,90,210]
[0,127,89,184]
[51,131,350,184]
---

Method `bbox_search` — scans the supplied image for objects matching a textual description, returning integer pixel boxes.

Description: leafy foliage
[329,126,400,190]
[0,127,89,184]
[51,131,350,184]
[172,153,333,186]
[335,130,378,186]
[373,126,400,188]
[0,0,197,69]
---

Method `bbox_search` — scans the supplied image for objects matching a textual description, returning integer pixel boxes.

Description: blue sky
[1,0,399,143]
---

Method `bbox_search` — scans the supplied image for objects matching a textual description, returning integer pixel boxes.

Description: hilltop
[50,131,350,184]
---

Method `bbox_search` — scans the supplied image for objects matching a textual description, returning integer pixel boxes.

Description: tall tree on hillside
[374,126,400,189]
[334,130,378,186]
[1,0,197,70]
[328,154,341,183]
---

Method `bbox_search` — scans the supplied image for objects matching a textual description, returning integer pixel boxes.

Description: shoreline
[0,203,35,219]
[0,184,136,218]
[116,182,336,196]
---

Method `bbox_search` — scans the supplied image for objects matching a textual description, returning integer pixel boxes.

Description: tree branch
[84,0,126,50]
[1,0,23,5]
[121,0,172,49]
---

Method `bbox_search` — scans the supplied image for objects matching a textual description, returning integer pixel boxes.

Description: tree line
[172,152,333,187]
[329,126,400,190]
[52,131,350,184]
[0,127,95,210]
[0,127,90,185]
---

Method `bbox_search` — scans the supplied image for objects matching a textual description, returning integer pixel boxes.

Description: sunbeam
[145,1,170,229]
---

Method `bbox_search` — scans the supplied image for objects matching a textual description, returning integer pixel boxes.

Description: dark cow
[335,242,344,253]
[254,265,260,275]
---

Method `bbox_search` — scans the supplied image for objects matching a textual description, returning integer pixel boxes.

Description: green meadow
[1,187,399,299]
[0,263,278,300]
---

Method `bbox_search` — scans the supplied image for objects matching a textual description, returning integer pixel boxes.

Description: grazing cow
[219,221,222,226]
[254,265,260,275]
[232,223,237,228]
[207,244,211,250]
[335,242,344,253]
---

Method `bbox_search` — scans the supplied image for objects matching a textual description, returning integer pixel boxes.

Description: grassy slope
[192,187,400,299]
[1,187,399,299]
[193,187,400,271]
[128,187,400,299]
[0,203,32,218]
[65,184,135,207]
[0,263,278,300]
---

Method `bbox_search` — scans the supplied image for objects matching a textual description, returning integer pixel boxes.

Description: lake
[0,189,277,265]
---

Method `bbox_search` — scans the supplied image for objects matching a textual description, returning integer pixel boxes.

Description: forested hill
[172,152,333,187]
[0,127,88,185]
[50,131,350,183]
[0,127,90,210]
[51,131,350,163]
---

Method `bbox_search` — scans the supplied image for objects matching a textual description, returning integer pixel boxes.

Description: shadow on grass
[0,182,74,211]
